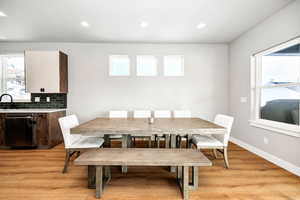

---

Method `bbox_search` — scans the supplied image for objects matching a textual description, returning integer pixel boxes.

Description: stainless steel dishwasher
[5,113,37,148]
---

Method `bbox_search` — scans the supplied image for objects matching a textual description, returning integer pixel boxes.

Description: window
[251,37,300,137]
[109,55,130,76]
[163,55,184,76]
[136,56,157,76]
[0,54,30,101]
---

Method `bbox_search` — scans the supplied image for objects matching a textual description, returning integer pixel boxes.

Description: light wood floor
[0,142,299,200]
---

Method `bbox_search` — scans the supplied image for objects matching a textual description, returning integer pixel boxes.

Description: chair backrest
[213,114,234,146]
[109,111,128,118]
[133,110,151,118]
[58,115,81,148]
[154,110,171,118]
[173,110,191,118]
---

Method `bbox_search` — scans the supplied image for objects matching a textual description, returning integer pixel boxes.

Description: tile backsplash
[0,93,67,109]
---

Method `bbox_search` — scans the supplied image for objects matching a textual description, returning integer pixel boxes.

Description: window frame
[250,37,300,137]
[0,53,31,102]
[109,55,131,77]
[163,55,185,77]
[136,55,158,77]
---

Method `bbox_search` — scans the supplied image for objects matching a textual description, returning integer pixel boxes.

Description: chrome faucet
[0,93,13,103]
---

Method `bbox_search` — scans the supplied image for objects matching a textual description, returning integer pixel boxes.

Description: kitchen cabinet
[25,51,68,93]
[0,110,66,149]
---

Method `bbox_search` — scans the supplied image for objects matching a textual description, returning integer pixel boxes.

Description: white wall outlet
[263,137,269,145]
[46,97,50,102]
[34,97,40,102]
[240,97,247,103]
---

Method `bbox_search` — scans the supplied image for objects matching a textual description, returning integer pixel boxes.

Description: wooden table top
[74,148,212,167]
[71,118,226,136]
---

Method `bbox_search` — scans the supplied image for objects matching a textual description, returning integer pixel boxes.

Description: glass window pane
[262,44,300,86]
[109,55,130,76]
[0,55,30,100]
[164,55,184,76]
[136,56,157,76]
[260,87,300,125]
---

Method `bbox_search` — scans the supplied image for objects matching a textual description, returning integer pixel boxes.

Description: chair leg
[223,147,229,168]
[213,149,218,159]
[148,137,152,148]
[62,149,71,173]
[188,139,193,148]
[185,137,189,149]
[178,137,182,148]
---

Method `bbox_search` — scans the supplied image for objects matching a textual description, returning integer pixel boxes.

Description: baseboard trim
[230,137,300,177]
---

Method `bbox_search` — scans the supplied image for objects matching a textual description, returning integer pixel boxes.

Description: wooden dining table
[71,117,226,173]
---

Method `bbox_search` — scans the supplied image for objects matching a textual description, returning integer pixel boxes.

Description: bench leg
[96,166,103,199]
[183,166,189,200]
[88,166,96,189]
[104,166,111,184]
[190,166,198,190]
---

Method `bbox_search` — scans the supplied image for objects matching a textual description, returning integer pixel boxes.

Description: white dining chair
[132,110,152,147]
[154,110,171,148]
[173,110,192,118]
[154,110,172,118]
[133,110,151,118]
[190,114,234,168]
[109,110,128,118]
[109,111,128,142]
[59,115,104,173]
[174,110,192,148]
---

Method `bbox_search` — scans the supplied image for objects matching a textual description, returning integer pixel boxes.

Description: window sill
[13,98,31,102]
[249,119,300,138]
[0,99,31,103]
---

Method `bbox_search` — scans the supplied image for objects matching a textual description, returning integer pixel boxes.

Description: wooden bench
[74,148,212,200]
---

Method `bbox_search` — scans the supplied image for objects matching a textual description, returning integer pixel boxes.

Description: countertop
[0,109,67,113]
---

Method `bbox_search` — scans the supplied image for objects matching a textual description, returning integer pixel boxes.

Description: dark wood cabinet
[0,111,66,149]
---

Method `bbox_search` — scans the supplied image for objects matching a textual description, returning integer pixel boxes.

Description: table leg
[96,166,103,199]
[121,135,128,173]
[165,134,170,148]
[127,135,132,148]
[170,134,177,172]
[177,166,182,180]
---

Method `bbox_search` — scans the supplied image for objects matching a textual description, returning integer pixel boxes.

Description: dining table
[70,117,226,173]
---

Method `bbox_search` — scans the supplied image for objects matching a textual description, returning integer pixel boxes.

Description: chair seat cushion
[71,137,104,148]
[191,135,223,148]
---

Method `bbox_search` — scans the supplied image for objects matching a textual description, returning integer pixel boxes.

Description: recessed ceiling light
[0,11,7,17]
[81,21,90,27]
[196,23,207,29]
[140,21,149,28]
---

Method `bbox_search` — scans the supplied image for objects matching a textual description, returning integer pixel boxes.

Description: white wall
[229,0,300,168]
[0,43,229,122]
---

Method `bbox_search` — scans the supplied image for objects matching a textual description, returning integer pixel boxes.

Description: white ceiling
[0,0,293,43]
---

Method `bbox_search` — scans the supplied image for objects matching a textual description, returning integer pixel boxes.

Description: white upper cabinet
[25,51,68,93]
